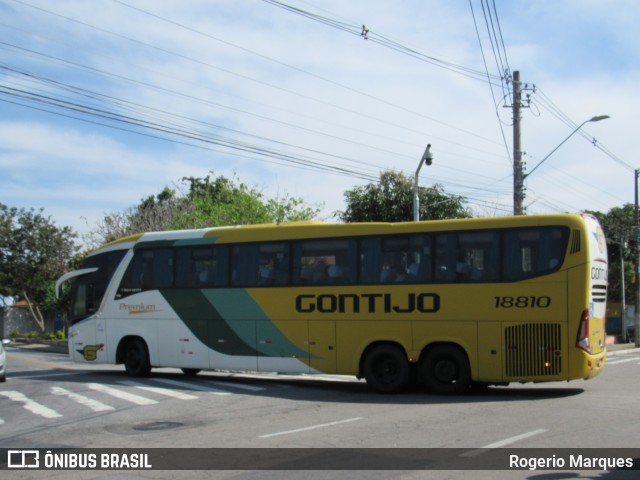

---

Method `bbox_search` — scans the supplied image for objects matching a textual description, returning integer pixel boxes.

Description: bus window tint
[175,246,229,288]
[231,243,289,287]
[435,234,457,282]
[458,231,499,282]
[116,248,174,298]
[360,235,432,284]
[503,227,569,281]
[294,238,356,285]
[435,231,499,283]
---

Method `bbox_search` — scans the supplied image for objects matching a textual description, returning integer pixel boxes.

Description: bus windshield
[67,249,127,324]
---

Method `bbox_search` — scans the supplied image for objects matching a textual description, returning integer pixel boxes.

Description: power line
[468,0,512,166]
[1,65,515,204]
[0,63,503,194]
[10,0,502,147]
[262,0,503,85]
[531,87,634,172]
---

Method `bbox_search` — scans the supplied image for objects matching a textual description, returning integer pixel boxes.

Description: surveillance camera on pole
[422,144,433,166]
[414,144,433,221]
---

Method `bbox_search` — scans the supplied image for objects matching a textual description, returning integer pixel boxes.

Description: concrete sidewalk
[606,342,638,355]
[9,340,68,355]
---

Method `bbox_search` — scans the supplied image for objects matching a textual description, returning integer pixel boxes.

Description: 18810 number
[494,296,551,308]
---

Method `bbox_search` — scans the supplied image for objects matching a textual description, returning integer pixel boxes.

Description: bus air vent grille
[504,323,562,378]
[592,285,607,303]
[570,230,581,254]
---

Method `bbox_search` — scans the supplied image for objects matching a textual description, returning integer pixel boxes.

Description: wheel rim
[375,356,399,385]
[126,346,141,370]
[434,359,457,383]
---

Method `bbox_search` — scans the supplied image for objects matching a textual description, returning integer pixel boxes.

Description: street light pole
[523,115,611,181]
[635,169,640,347]
[514,115,610,215]
[413,144,433,222]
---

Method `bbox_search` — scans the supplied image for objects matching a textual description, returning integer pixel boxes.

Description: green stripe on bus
[160,289,259,356]
[160,289,310,359]
[202,289,310,358]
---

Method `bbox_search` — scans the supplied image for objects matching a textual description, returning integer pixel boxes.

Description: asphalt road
[1,346,639,479]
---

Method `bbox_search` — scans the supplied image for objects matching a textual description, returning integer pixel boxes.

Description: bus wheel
[363,345,410,393]
[421,345,470,395]
[124,339,151,377]
[181,368,201,376]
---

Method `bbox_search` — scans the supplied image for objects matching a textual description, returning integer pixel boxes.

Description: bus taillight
[576,309,591,353]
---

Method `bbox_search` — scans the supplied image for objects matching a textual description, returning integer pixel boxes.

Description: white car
[0,339,10,382]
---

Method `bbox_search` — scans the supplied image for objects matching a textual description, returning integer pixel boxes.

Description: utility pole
[512,70,524,215]
[635,169,640,347]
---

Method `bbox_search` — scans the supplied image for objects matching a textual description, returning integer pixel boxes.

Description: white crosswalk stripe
[0,390,62,418]
[0,376,268,424]
[149,377,232,395]
[206,379,265,392]
[88,383,158,405]
[117,380,198,400]
[606,357,640,365]
[50,386,115,412]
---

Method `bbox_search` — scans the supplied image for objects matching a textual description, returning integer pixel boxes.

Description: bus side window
[435,234,457,282]
[231,243,289,287]
[359,235,432,284]
[232,245,259,286]
[502,227,569,281]
[408,235,432,283]
[293,238,356,286]
[175,246,222,288]
[360,237,383,284]
[260,243,289,286]
[435,232,499,283]
[117,248,173,298]
[457,231,499,282]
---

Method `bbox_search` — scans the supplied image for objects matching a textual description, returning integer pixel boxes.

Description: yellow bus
[56,213,607,394]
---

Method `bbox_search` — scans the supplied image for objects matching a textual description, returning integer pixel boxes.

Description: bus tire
[181,368,201,376]
[124,339,151,377]
[421,345,471,395]
[363,345,411,393]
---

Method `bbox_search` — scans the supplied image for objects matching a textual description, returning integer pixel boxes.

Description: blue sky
[1,0,638,245]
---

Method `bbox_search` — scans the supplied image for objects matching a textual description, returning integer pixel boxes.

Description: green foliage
[91,172,321,245]
[0,203,78,322]
[586,205,635,303]
[6,328,66,341]
[338,170,471,222]
[175,174,273,228]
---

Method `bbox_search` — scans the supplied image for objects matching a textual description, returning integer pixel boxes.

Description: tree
[90,187,180,245]
[90,172,321,246]
[0,203,78,331]
[176,174,320,227]
[338,170,471,222]
[587,205,635,304]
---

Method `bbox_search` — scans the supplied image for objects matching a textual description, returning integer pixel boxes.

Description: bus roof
[88,214,596,255]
